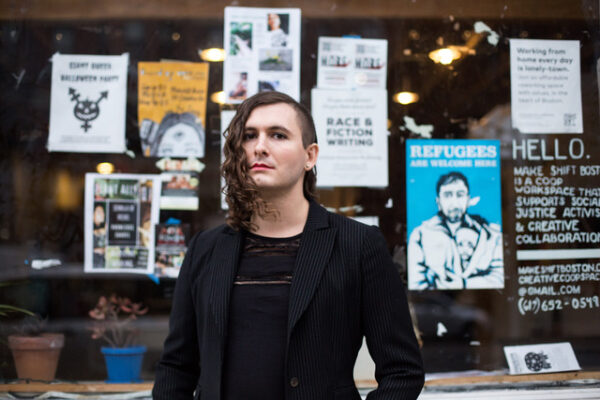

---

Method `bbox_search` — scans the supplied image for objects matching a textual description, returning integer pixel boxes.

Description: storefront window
[1,0,598,392]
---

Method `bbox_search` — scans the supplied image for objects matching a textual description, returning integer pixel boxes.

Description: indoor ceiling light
[199,48,226,62]
[210,91,226,104]
[393,91,419,105]
[96,162,114,174]
[428,47,462,65]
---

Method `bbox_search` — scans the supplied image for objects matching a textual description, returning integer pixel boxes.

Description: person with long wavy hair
[222,91,317,233]
[153,91,424,400]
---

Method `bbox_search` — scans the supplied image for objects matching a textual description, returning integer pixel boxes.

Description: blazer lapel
[287,201,337,337]
[209,228,243,335]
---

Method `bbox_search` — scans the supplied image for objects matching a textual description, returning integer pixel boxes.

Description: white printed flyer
[84,173,161,274]
[312,88,388,187]
[224,7,301,103]
[220,110,236,210]
[504,342,581,375]
[317,37,388,89]
[510,39,582,134]
[48,53,129,153]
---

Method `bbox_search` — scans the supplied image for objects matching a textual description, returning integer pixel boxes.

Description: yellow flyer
[138,62,209,158]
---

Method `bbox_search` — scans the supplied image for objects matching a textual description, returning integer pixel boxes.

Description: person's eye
[272,132,287,139]
[243,132,256,141]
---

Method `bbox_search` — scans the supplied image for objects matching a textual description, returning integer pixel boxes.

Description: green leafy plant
[13,314,48,336]
[0,305,34,318]
[88,294,148,348]
[0,282,35,318]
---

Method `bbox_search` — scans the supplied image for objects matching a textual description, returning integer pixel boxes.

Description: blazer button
[289,377,299,387]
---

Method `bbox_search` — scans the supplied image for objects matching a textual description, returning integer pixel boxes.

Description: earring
[305,164,311,170]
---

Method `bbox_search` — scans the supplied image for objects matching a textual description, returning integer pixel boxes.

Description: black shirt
[222,231,301,400]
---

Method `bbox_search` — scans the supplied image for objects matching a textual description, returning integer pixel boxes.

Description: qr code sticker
[564,113,576,127]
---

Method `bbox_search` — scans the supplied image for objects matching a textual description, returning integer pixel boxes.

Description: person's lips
[251,162,274,170]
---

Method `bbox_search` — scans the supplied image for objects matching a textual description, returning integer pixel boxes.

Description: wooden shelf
[2,371,599,394]
[357,370,600,389]
[0,381,153,393]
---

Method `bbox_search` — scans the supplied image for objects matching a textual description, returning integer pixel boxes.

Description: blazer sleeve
[153,233,202,400]
[362,226,425,400]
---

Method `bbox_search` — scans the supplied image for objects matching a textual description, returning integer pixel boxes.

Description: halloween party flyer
[84,173,161,274]
[47,53,129,153]
[224,7,301,103]
[138,61,209,158]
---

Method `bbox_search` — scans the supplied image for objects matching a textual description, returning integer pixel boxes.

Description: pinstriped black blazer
[153,200,424,400]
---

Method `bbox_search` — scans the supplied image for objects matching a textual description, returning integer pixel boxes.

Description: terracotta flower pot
[8,333,64,381]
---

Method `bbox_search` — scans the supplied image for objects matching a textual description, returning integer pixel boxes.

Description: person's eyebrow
[244,124,292,133]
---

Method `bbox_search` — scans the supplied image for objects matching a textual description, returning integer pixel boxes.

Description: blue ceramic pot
[101,346,146,383]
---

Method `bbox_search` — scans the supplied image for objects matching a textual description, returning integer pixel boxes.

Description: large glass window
[1,0,598,386]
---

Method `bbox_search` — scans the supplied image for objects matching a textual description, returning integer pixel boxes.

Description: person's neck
[251,190,310,238]
[446,220,461,236]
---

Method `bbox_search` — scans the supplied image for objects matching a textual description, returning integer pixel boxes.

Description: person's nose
[254,132,269,156]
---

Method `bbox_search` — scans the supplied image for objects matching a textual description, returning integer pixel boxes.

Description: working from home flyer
[138,61,209,158]
[48,53,129,153]
[223,6,301,103]
[84,173,160,274]
[406,139,504,290]
[510,39,582,134]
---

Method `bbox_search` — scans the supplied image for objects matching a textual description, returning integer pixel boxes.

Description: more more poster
[48,53,129,153]
[84,173,160,274]
[509,39,583,134]
[312,88,388,187]
[317,37,388,89]
[406,139,504,290]
[224,6,301,103]
[138,62,209,158]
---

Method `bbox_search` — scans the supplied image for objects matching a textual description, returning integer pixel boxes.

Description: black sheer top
[222,231,301,400]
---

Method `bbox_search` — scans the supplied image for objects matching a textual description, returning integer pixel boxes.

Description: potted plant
[6,313,65,382]
[88,294,148,383]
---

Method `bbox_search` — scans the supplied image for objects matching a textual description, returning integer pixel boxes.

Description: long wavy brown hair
[221,91,317,231]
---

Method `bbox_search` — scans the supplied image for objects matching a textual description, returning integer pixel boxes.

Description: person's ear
[435,196,441,211]
[305,143,319,169]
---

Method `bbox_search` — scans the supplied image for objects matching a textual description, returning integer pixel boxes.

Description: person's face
[93,205,105,226]
[455,228,478,262]
[268,13,280,30]
[157,122,203,157]
[436,180,469,223]
[242,103,318,196]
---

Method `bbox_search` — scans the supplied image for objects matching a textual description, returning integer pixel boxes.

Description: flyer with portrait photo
[224,6,301,103]
[406,139,504,290]
[84,173,161,274]
[159,171,199,210]
[220,110,237,210]
[154,223,190,278]
[138,61,209,158]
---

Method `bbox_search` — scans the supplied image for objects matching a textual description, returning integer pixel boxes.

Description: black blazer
[153,201,424,400]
